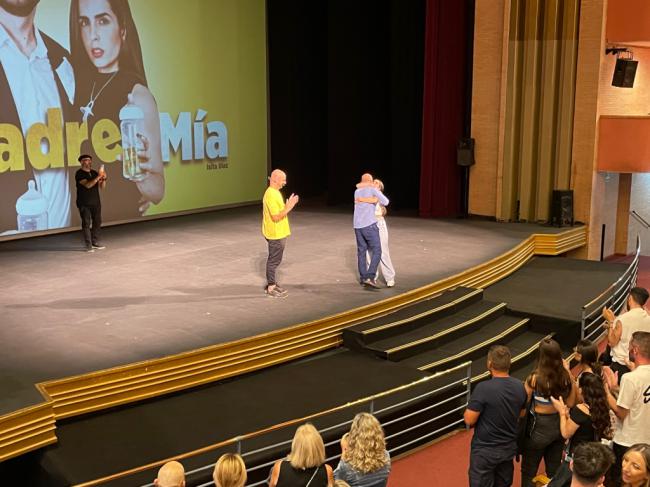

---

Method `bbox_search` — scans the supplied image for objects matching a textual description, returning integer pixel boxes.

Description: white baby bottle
[16,180,48,232]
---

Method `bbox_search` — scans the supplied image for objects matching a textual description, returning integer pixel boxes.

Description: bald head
[269,169,287,189]
[154,461,185,487]
[361,173,373,183]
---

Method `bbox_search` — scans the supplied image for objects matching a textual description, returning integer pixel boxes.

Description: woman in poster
[70,0,164,220]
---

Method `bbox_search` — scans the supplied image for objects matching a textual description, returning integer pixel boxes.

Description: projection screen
[0,0,268,238]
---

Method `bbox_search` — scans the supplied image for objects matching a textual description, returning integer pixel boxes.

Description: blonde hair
[373,179,384,191]
[287,423,326,470]
[213,453,247,487]
[334,481,351,487]
[342,413,387,474]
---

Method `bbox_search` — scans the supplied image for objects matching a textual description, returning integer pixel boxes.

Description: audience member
[605,332,650,486]
[602,287,650,383]
[572,339,603,378]
[268,423,333,487]
[570,442,616,487]
[213,453,246,487]
[154,461,185,487]
[621,444,650,487]
[548,372,612,486]
[334,481,352,487]
[464,345,527,487]
[334,413,390,487]
[522,338,578,486]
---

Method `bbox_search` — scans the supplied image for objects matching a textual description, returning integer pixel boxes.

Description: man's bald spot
[156,461,185,487]
[270,169,286,184]
[361,173,373,183]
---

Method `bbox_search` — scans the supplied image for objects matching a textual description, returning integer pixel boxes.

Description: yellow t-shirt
[262,187,291,239]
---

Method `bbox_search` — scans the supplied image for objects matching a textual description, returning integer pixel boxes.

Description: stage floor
[0,205,566,415]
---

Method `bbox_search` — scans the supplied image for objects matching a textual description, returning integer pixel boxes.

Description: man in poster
[0,0,75,233]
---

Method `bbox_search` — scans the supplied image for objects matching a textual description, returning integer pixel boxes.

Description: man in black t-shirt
[464,345,527,487]
[75,154,107,252]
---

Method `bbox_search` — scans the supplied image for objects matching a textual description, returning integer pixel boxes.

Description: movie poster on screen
[0,0,268,237]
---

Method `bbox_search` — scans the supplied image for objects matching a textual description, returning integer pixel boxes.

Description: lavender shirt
[353,188,389,229]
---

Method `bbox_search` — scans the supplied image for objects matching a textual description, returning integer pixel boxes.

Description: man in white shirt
[603,287,650,382]
[0,0,75,233]
[604,331,650,487]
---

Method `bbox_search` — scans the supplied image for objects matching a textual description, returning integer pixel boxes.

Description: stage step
[466,331,551,382]
[362,300,507,361]
[343,286,483,350]
[401,315,530,372]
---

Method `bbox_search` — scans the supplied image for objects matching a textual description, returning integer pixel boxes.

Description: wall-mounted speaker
[612,58,638,88]
[457,137,475,167]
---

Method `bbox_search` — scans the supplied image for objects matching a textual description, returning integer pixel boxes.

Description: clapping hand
[286,193,299,210]
[602,366,619,393]
[602,306,615,325]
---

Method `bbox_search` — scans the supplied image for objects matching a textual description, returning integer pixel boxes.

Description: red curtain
[419,0,469,218]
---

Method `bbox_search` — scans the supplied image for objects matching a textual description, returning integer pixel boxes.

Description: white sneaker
[387,280,395,287]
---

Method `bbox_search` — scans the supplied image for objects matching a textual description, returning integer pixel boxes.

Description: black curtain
[267,0,425,209]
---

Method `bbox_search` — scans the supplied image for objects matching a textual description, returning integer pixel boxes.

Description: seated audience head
[577,372,612,440]
[630,331,650,365]
[287,423,326,470]
[334,481,352,487]
[487,344,511,374]
[213,453,246,487]
[570,442,615,487]
[344,412,388,474]
[530,337,572,399]
[622,444,650,487]
[574,339,601,375]
[629,287,650,308]
[154,461,185,487]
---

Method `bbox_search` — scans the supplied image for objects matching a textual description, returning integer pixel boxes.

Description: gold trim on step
[384,303,508,354]
[361,288,484,336]
[417,318,529,370]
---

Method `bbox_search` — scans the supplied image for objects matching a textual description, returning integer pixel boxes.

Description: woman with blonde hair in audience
[213,453,247,487]
[522,338,577,486]
[334,413,390,487]
[268,423,333,487]
[334,481,351,487]
[621,444,650,487]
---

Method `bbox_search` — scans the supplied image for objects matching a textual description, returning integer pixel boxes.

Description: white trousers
[367,217,395,282]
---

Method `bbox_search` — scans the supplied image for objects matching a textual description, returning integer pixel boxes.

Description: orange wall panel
[607,0,650,42]
[598,116,650,172]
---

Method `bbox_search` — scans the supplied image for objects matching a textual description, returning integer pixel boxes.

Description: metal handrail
[582,236,640,311]
[75,360,472,487]
[580,236,641,340]
[630,210,650,229]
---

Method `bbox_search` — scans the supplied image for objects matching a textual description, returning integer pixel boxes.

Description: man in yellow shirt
[262,169,299,297]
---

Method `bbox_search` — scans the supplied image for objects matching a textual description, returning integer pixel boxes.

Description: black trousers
[79,205,101,248]
[266,238,286,286]
[610,361,631,384]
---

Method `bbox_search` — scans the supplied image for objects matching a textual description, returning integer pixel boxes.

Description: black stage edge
[20,350,427,486]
